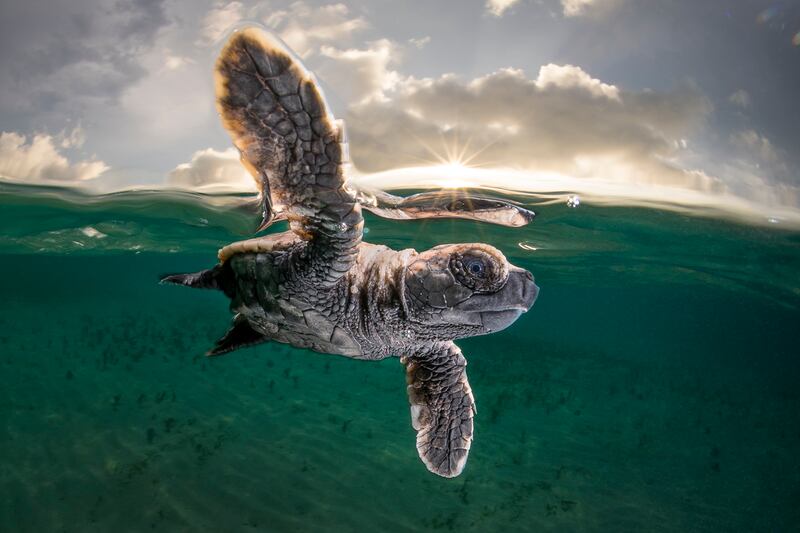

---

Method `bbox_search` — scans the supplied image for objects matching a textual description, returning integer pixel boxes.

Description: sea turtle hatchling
[161,27,539,477]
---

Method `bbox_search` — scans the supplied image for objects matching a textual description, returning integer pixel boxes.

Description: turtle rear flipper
[159,264,234,297]
[206,314,270,356]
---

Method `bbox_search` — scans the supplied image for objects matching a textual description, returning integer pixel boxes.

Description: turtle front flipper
[215,27,362,287]
[403,342,476,478]
[358,188,535,228]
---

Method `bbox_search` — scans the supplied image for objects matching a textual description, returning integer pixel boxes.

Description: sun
[429,161,479,189]
[409,130,497,189]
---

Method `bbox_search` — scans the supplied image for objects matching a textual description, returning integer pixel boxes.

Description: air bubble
[567,195,580,208]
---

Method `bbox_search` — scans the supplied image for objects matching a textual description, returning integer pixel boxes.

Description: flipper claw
[255,175,277,233]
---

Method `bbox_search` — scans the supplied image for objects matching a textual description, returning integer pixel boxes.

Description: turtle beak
[507,267,538,311]
[519,269,539,310]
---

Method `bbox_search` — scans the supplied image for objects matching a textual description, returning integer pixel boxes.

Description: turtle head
[402,243,538,338]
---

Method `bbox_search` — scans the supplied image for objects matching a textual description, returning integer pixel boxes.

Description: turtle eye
[465,258,486,277]
[450,250,505,292]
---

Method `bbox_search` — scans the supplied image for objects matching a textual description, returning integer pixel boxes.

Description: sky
[0,0,798,222]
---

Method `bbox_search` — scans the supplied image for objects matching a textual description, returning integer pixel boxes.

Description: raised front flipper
[403,342,476,478]
[358,188,535,227]
[215,28,362,286]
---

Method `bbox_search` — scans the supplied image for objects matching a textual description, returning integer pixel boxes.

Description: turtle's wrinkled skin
[161,27,538,478]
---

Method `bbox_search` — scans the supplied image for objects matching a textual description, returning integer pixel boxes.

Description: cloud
[535,64,620,100]
[263,2,367,58]
[163,53,195,72]
[486,0,521,17]
[168,147,254,190]
[561,0,622,17]
[18,0,373,182]
[343,64,716,195]
[728,89,751,109]
[726,129,792,194]
[118,47,214,143]
[0,0,168,121]
[0,131,108,183]
[59,126,87,149]
[731,130,780,165]
[171,55,724,206]
[318,40,402,104]
[409,36,431,49]
[196,2,368,57]
[486,0,623,19]
[712,129,797,212]
[199,1,244,45]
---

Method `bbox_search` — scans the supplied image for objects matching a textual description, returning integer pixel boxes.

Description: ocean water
[1,182,799,532]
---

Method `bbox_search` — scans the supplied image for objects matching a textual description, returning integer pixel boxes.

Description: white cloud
[318,40,402,104]
[486,0,521,17]
[344,64,712,196]
[197,2,368,57]
[198,1,244,45]
[535,63,620,100]
[561,0,622,17]
[119,54,213,143]
[59,125,86,149]
[731,129,779,165]
[728,89,751,109]
[0,131,108,183]
[169,147,254,190]
[163,53,195,72]
[409,36,431,49]
[265,2,367,58]
[726,129,792,197]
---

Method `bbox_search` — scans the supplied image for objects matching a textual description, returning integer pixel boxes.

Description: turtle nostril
[524,270,533,281]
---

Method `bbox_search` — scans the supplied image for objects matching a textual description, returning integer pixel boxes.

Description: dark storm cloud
[0,0,168,128]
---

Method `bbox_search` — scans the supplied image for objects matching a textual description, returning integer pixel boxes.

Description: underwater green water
[1,183,799,531]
